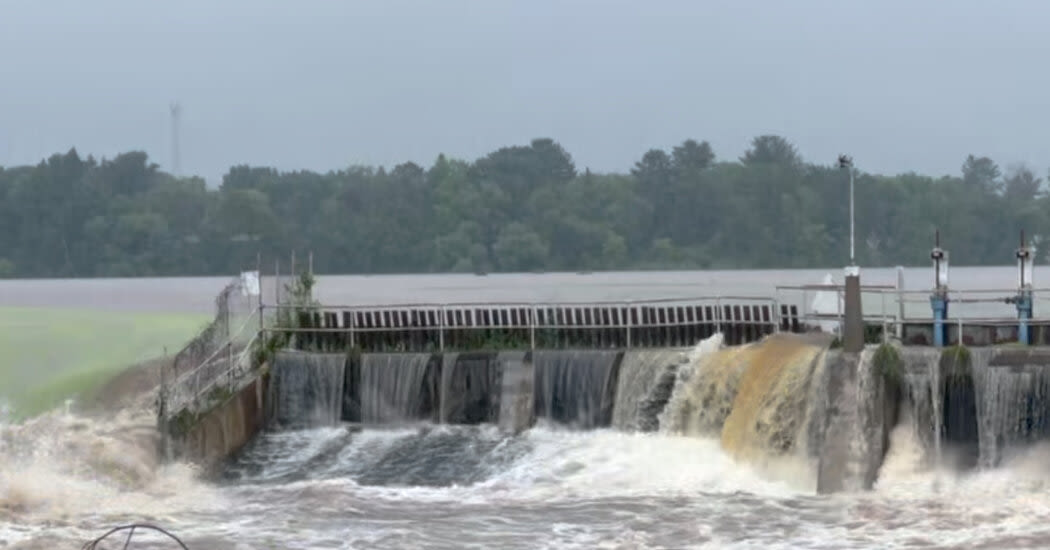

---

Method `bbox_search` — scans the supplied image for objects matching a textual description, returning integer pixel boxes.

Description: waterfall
[717,335,826,461]
[661,333,832,487]
[972,349,1050,468]
[533,350,622,428]
[659,333,745,436]
[611,349,688,432]
[267,351,346,429]
[898,348,942,467]
[360,353,440,424]
[440,352,502,425]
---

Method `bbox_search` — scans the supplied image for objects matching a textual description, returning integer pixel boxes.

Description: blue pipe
[1017,290,1033,345]
[930,294,948,347]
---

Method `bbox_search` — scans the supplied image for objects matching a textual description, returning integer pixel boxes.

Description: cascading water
[440,352,502,425]
[267,351,346,429]
[611,348,688,432]
[898,348,943,467]
[658,334,729,435]
[662,333,831,488]
[533,350,621,428]
[360,353,440,424]
[971,348,1050,468]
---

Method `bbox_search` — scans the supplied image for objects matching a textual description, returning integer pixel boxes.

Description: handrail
[259,295,778,311]
[789,286,1050,295]
[170,306,260,388]
[775,284,897,291]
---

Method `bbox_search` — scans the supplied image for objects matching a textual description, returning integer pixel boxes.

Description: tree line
[0,135,1045,278]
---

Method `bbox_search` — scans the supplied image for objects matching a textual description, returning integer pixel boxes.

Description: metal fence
[260,295,787,350]
[160,272,262,424]
[775,283,1050,340]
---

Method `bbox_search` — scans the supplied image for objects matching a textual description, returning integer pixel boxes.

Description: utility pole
[170,102,182,177]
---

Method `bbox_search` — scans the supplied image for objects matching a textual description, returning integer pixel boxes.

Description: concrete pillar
[498,351,535,434]
[843,266,864,352]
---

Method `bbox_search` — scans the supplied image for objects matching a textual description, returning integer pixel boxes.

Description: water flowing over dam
[13,339,1050,546]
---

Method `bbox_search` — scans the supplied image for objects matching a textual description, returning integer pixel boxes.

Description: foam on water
[0,407,227,547]
[9,409,1050,548]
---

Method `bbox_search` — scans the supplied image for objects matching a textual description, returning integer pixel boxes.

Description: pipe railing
[164,306,263,418]
[261,296,786,352]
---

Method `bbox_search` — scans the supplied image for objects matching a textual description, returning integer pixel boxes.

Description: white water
[10,331,1050,547]
[8,411,1050,549]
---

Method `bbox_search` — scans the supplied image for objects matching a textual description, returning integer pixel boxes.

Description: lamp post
[838,154,863,351]
[838,154,855,267]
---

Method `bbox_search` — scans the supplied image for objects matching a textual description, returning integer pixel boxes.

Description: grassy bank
[0,307,207,418]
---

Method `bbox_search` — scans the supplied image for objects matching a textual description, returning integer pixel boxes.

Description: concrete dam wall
[207,334,1050,494]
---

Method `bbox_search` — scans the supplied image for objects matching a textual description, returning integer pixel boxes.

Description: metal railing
[164,307,261,417]
[775,282,1050,343]
[260,295,785,351]
[159,272,264,430]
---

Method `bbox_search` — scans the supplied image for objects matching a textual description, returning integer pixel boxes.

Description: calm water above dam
[0,265,1040,315]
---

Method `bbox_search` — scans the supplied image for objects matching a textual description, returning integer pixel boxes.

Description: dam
[9,259,1050,547]
[151,237,1050,508]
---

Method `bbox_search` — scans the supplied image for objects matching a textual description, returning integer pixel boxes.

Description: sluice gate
[272,298,802,352]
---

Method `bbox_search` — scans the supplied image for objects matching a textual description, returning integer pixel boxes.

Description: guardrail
[261,296,796,351]
[164,307,261,417]
[776,283,1050,344]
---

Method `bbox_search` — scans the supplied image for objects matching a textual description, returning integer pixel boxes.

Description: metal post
[849,168,855,266]
[838,154,856,267]
[625,302,632,349]
[896,266,905,339]
[348,308,356,349]
[931,296,947,348]
[1016,231,1033,346]
[529,306,536,351]
[257,252,264,338]
[930,231,948,348]
[714,298,722,335]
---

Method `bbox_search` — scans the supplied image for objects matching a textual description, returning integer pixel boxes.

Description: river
[2,268,1049,548]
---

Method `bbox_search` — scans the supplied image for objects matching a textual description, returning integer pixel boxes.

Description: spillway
[612,349,688,432]
[358,353,441,424]
[533,350,622,428]
[267,351,346,429]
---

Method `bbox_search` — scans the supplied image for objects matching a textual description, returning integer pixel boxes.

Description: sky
[1,1,1048,184]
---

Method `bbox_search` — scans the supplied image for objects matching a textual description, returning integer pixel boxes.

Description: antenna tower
[170,101,182,177]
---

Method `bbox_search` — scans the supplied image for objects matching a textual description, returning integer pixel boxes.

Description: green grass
[0,307,207,419]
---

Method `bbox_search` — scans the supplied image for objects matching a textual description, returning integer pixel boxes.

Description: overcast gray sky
[1,1,1047,183]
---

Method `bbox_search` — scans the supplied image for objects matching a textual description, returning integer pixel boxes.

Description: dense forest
[0,135,1045,278]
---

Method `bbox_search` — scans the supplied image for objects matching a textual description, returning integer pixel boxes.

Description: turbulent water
[11,336,1050,548]
[612,349,688,432]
